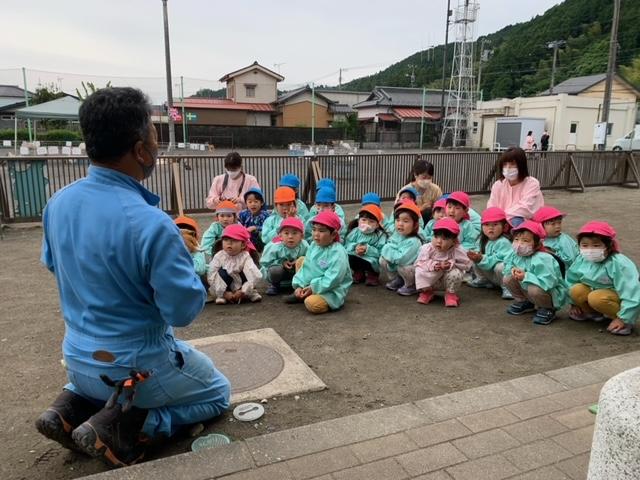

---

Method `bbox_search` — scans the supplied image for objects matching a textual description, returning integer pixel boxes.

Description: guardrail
[1,151,638,223]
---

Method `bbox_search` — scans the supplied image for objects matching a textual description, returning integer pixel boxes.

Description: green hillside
[342,0,640,99]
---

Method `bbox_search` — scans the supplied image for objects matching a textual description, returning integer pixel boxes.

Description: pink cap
[579,221,620,252]
[512,220,546,240]
[447,191,470,209]
[221,224,256,252]
[312,210,342,242]
[279,217,304,233]
[433,198,447,210]
[481,207,507,224]
[433,217,461,236]
[532,206,565,224]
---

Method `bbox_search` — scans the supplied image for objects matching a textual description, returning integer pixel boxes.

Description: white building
[471,73,640,150]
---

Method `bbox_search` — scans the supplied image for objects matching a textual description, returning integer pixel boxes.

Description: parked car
[612,125,640,151]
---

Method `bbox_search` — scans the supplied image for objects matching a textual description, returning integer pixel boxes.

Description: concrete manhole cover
[198,341,285,394]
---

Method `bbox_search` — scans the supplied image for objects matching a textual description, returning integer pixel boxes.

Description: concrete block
[220,463,293,480]
[546,364,608,388]
[503,416,568,443]
[502,439,573,471]
[505,396,565,420]
[547,383,604,409]
[331,458,409,480]
[412,472,454,480]
[445,454,520,480]
[552,425,595,455]
[458,407,520,433]
[507,374,568,400]
[558,453,590,480]
[285,446,360,479]
[349,432,419,463]
[396,443,467,476]
[406,419,473,448]
[550,406,596,430]
[452,429,520,459]
[507,465,571,480]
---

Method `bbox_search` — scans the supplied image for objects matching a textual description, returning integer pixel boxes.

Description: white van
[612,125,640,151]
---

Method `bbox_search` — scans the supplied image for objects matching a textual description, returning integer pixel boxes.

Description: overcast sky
[2,0,563,101]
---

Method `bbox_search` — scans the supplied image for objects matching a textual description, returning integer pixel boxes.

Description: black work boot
[72,404,149,468]
[35,389,101,453]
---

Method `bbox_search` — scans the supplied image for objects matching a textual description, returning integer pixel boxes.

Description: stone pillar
[588,367,640,479]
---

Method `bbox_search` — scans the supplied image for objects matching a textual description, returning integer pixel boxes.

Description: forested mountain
[342,0,640,99]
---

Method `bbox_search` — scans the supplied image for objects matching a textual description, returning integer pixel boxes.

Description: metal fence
[1,151,638,223]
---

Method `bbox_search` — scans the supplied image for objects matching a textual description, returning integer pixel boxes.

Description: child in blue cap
[279,173,310,221]
[383,187,424,233]
[308,178,346,223]
[238,187,271,253]
[305,187,347,243]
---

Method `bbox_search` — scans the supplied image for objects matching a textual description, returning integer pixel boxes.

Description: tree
[620,55,640,88]
[75,81,112,100]
[191,88,226,98]
[31,83,65,105]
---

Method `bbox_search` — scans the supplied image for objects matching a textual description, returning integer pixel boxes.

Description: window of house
[607,123,613,135]
[245,84,256,98]
[569,122,578,134]
[472,121,478,134]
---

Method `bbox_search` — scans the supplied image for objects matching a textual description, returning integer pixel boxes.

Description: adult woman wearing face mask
[395,158,443,223]
[205,151,260,210]
[487,147,544,227]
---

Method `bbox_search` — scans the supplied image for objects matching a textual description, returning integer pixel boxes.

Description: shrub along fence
[1,151,638,223]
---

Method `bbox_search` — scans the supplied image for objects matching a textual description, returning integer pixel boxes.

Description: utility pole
[161,0,176,151]
[21,67,32,142]
[180,76,187,145]
[439,0,452,140]
[476,38,490,100]
[547,40,565,95]
[338,68,342,90]
[600,0,621,150]
[311,83,316,145]
[407,65,416,88]
[419,86,426,149]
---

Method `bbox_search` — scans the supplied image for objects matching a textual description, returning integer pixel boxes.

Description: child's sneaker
[266,284,280,296]
[352,270,365,284]
[283,294,301,304]
[397,285,417,296]
[215,297,226,305]
[365,272,379,286]
[533,308,556,325]
[506,300,535,315]
[249,291,262,303]
[444,292,460,307]
[417,290,435,305]
[205,292,216,303]
[501,286,514,300]
[468,277,493,289]
[385,276,404,291]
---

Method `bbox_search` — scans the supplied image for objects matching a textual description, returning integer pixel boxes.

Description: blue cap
[243,187,264,202]
[315,187,336,204]
[399,186,419,200]
[316,178,336,192]
[279,173,300,189]
[361,192,381,207]
[438,193,451,200]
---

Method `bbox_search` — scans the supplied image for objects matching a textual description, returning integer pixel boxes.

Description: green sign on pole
[186,112,197,122]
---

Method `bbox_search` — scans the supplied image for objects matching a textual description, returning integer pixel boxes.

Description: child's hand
[512,268,525,281]
[288,205,298,217]
[569,305,583,318]
[355,244,367,256]
[283,260,295,270]
[441,260,452,270]
[607,318,628,334]
[294,287,312,299]
[180,230,200,253]
[247,226,257,233]
[433,262,442,271]
[467,251,483,262]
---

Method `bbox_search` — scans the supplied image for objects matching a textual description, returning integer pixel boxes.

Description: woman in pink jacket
[206,152,260,210]
[487,147,544,227]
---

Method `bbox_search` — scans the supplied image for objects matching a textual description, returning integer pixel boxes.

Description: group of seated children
[174,173,640,335]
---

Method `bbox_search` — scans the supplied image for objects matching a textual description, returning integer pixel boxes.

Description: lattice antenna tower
[440,0,479,149]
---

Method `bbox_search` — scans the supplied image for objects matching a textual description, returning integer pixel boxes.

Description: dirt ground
[1,187,639,480]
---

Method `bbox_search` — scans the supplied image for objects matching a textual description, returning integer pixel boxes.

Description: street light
[162,0,176,151]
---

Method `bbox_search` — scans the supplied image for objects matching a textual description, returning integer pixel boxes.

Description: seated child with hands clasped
[208,224,262,305]
[238,187,270,252]
[415,218,473,307]
[287,211,352,314]
[533,206,579,268]
[345,204,387,286]
[503,221,567,325]
[260,217,308,296]
[566,221,640,335]
[201,200,238,256]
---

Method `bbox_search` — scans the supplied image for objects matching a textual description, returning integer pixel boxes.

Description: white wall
[318,90,370,107]
[246,112,272,126]
[229,70,279,104]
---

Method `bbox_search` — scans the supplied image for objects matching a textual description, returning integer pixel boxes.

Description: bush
[0,129,30,141]
[40,129,83,141]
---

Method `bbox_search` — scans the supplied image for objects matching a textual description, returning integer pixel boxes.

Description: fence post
[302,157,322,205]
[565,152,585,192]
[625,152,640,188]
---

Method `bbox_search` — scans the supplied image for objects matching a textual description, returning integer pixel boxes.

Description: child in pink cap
[288,211,352,314]
[532,206,578,269]
[503,220,567,324]
[566,221,640,335]
[415,218,473,307]
[467,207,514,299]
[207,224,262,305]
[259,217,309,296]
[421,198,448,243]
[445,191,480,251]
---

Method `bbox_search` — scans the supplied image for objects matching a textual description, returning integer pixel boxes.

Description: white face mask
[416,179,431,189]
[581,248,606,263]
[358,221,375,234]
[512,242,534,256]
[226,169,242,179]
[503,168,519,181]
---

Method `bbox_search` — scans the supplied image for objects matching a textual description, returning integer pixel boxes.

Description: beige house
[275,86,334,128]
[219,61,284,104]
[471,73,640,150]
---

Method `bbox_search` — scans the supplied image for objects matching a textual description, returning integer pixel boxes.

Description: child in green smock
[261,187,300,245]
[421,198,447,242]
[533,206,579,269]
[201,200,238,257]
[260,217,308,295]
[345,204,388,286]
[445,191,480,251]
[304,187,347,243]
